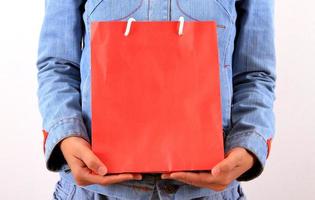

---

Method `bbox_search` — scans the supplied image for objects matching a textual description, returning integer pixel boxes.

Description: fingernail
[170,173,177,178]
[134,174,142,180]
[97,166,107,175]
[161,174,169,179]
[211,168,220,176]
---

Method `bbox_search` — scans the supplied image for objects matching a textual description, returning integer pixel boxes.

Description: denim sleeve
[36,0,90,172]
[225,0,276,181]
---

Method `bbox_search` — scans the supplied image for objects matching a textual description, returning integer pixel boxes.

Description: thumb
[80,148,108,176]
[211,149,242,176]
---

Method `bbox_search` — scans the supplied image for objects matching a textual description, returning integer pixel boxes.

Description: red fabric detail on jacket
[42,130,48,154]
[267,138,272,158]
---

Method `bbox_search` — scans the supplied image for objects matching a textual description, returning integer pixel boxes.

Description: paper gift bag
[91,19,224,174]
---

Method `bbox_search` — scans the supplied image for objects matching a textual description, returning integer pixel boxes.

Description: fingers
[59,136,143,186]
[162,172,211,187]
[161,148,256,191]
[97,173,143,185]
[79,148,108,176]
[72,148,142,186]
[61,136,108,175]
[71,156,142,186]
[161,172,228,191]
[211,148,244,176]
[81,172,142,186]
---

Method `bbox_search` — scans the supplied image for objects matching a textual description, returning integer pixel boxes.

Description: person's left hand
[161,147,256,191]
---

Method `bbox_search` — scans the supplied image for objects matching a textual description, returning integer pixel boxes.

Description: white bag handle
[124,16,185,36]
[124,17,136,36]
[178,16,185,36]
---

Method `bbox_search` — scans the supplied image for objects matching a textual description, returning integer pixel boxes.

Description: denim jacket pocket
[86,0,144,21]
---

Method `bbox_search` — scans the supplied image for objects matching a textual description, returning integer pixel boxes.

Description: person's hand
[59,136,142,186]
[161,147,255,191]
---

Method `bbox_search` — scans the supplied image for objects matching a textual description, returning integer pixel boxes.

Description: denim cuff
[224,131,268,181]
[44,118,90,172]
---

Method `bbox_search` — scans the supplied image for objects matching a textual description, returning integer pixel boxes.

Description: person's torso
[80,0,237,137]
[72,0,240,199]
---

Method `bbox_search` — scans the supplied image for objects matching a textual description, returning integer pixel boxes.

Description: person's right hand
[59,136,142,186]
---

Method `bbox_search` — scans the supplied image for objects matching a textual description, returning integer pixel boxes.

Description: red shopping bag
[91,19,224,174]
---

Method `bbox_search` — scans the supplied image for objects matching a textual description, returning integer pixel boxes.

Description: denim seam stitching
[226,130,268,144]
[88,0,104,17]
[115,0,144,21]
[88,0,144,21]
[215,0,234,23]
[47,117,85,134]
[175,0,233,24]
[65,181,76,200]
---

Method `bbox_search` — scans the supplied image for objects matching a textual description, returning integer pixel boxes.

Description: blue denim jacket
[37,0,276,199]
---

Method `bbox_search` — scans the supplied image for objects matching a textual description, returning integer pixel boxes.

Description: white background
[0,0,314,199]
